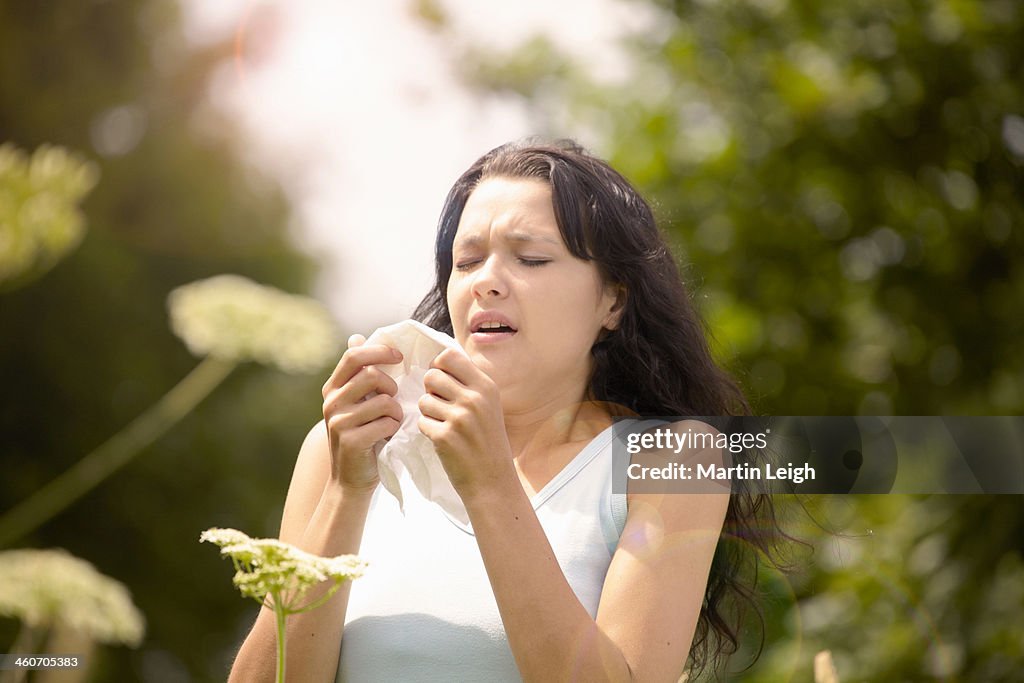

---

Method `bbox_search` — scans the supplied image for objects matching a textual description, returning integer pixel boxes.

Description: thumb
[348,333,367,349]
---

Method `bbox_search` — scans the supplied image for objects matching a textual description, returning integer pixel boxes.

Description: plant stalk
[274,595,287,683]
[0,356,235,546]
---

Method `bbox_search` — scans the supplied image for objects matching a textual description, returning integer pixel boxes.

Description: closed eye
[454,257,550,270]
[454,259,480,271]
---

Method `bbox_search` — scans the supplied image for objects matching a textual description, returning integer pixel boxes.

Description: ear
[601,283,627,331]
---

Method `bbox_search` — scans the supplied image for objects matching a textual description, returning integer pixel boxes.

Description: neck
[501,384,612,461]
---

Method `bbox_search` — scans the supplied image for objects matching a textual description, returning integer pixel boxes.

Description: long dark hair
[413,138,789,678]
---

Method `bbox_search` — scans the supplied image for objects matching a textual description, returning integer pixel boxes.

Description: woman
[230,139,778,681]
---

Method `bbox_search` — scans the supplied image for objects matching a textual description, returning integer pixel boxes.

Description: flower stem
[292,581,344,614]
[273,594,287,683]
[0,356,235,547]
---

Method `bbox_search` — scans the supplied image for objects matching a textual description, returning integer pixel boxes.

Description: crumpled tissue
[364,319,469,524]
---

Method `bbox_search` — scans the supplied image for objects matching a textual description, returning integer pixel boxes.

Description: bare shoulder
[619,415,732,539]
[298,419,331,457]
[277,420,332,544]
[626,418,731,508]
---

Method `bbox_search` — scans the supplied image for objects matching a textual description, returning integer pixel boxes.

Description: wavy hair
[412,138,789,678]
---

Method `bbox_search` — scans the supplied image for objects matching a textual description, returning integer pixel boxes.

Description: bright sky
[179,0,650,333]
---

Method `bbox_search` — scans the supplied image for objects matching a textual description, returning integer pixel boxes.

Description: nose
[470,254,508,300]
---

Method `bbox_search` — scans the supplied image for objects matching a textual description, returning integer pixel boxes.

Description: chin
[469,354,505,381]
[467,353,519,388]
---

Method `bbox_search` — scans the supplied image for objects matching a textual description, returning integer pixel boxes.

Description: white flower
[0,548,145,646]
[168,275,340,374]
[197,527,251,547]
[200,527,366,609]
[0,143,99,286]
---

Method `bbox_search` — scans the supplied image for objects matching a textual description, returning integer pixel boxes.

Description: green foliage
[0,2,327,680]
[445,0,1024,416]
[728,496,1024,682]
[425,1,1024,680]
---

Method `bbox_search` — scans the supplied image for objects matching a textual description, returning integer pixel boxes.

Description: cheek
[446,279,469,332]
[530,296,602,353]
[558,275,609,328]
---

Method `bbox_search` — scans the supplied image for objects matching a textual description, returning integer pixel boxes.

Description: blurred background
[1,0,1022,680]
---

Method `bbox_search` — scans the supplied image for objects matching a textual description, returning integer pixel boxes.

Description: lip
[469,310,518,344]
[469,310,518,334]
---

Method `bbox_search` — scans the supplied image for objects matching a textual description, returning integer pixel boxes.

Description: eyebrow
[453,231,561,250]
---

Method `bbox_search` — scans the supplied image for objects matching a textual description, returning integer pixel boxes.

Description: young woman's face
[447,177,620,407]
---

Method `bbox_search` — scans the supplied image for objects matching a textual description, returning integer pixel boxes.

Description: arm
[464,459,728,682]
[228,423,375,683]
[419,352,728,681]
[229,336,404,683]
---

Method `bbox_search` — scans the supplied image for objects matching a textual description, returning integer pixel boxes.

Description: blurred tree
[0,2,330,680]
[419,0,1024,416]
[412,0,1024,680]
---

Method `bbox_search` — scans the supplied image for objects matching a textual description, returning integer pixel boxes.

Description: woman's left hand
[417,348,515,502]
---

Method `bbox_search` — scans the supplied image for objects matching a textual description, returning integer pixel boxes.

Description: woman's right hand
[321,334,404,493]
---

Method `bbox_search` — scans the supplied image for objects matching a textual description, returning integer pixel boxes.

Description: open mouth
[473,321,518,334]
[469,312,518,342]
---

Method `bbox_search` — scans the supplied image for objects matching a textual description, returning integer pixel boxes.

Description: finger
[323,344,403,394]
[348,365,400,399]
[417,412,443,441]
[323,333,369,396]
[358,414,402,444]
[422,367,460,402]
[328,393,403,431]
[417,392,451,422]
[350,393,404,426]
[329,413,402,452]
[430,348,477,386]
[324,368,400,415]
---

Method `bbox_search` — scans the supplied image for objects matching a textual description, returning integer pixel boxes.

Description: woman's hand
[321,334,404,494]
[417,348,515,501]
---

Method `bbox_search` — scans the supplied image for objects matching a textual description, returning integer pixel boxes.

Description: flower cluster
[168,274,340,374]
[200,527,366,610]
[0,548,145,646]
[0,143,99,287]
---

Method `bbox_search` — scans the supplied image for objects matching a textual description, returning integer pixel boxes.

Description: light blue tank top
[336,420,643,682]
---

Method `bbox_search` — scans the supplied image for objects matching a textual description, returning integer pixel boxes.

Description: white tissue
[364,319,469,525]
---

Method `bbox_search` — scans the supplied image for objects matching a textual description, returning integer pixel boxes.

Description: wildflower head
[168,275,340,374]
[0,548,145,646]
[0,143,99,288]
[200,527,366,610]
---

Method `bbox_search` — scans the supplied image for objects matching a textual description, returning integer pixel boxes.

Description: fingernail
[391,348,402,360]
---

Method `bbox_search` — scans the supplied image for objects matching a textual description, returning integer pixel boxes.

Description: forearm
[465,484,632,683]
[229,485,373,683]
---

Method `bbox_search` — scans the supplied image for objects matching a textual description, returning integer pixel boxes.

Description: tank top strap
[609,418,671,536]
